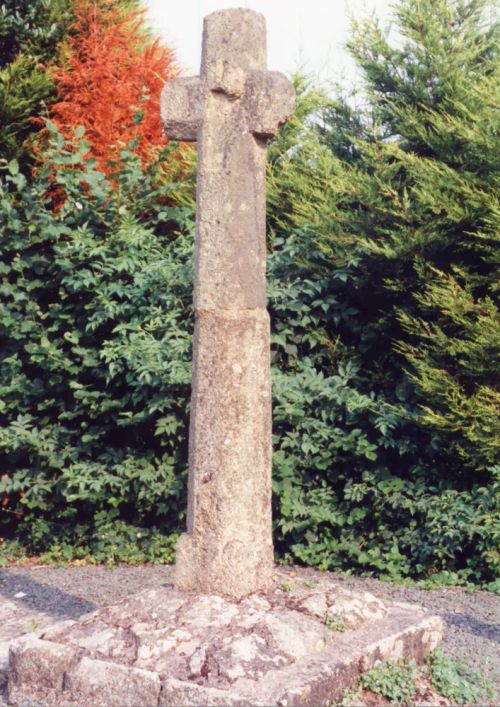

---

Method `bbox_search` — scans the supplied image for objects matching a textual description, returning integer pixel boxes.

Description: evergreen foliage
[0,0,73,167]
[347,0,500,477]
[0,128,194,552]
[267,0,499,584]
[0,0,72,66]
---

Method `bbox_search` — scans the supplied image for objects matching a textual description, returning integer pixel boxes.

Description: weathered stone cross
[161,9,295,598]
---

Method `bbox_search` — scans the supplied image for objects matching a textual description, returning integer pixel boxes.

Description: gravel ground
[1,563,498,703]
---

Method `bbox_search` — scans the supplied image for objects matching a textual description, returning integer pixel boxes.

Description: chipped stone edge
[268,611,444,706]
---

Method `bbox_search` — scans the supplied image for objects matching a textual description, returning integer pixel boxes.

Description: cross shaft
[161,8,295,598]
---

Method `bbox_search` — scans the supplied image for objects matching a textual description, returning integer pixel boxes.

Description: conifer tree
[345,0,499,476]
[0,0,73,167]
[268,0,499,582]
[46,0,178,175]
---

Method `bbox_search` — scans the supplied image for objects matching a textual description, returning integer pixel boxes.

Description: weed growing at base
[339,650,494,705]
[324,612,347,632]
[360,658,417,703]
[425,648,494,705]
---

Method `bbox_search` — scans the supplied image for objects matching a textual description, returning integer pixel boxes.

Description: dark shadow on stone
[0,569,97,620]
[443,612,500,644]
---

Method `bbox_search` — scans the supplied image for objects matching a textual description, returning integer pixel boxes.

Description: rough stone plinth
[160,8,295,598]
[8,573,443,707]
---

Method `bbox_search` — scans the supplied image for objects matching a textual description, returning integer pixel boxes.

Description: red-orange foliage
[48,0,178,174]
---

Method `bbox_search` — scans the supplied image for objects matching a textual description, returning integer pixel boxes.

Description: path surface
[1,564,498,704]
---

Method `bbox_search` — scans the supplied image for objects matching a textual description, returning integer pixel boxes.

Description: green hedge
[0,129,193,557]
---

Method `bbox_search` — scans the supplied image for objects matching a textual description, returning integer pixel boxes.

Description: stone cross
[160,8,295,598]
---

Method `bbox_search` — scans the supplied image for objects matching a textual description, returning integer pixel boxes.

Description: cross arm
[245,71,295,141]
[160,76,203,142]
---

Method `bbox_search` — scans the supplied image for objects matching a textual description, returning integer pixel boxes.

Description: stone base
[7,571,443,707]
